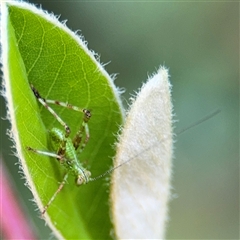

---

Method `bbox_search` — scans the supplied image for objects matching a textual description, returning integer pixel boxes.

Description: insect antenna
[177,108,221,135]
[89,108,221,182]
[89,144,155,183]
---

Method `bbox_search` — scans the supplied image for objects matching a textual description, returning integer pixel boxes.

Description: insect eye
[76,176,84,185]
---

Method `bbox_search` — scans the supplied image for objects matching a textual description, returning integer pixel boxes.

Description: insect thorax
[49,127,91,185]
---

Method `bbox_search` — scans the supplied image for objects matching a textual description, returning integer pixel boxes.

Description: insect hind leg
[31,84,91,151]
[30,84,70,138]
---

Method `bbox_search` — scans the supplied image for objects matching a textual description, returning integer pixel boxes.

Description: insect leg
[46,101,91,151]
[42,172,69,215]
[34,88,92,151]
[72,110,90,152]
[26,146,65,163]
[30,84,72,157]
[30,84,71,138]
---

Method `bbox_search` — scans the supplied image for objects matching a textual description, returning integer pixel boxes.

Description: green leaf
[2,2,124,239]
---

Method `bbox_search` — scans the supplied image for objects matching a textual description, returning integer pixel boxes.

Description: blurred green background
[1,1,238,239]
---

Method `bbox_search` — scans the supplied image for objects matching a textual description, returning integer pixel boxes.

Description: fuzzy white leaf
[111,66,173,239]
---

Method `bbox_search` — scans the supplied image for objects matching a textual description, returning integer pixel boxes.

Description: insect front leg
[26,147,69,214]
[42,172,69,215]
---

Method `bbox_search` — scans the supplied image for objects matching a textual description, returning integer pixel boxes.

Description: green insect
[27,84,220,215]
[27,84,111,215]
